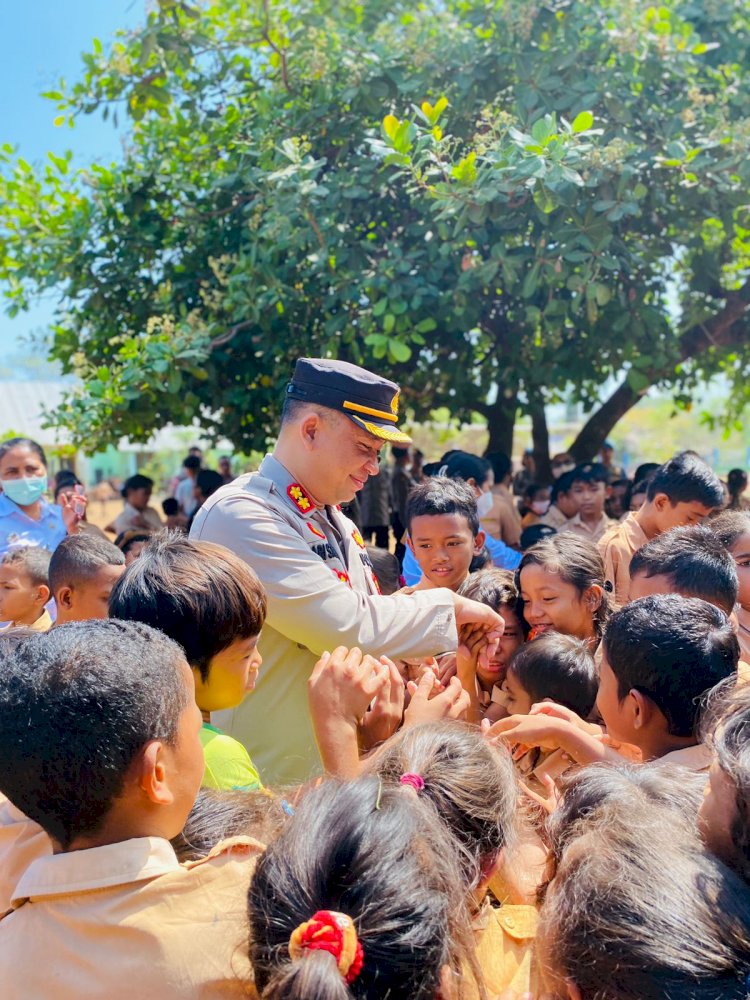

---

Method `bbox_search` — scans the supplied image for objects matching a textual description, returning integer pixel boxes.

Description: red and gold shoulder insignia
[351,529,366,549]
[371,572,382,595]
[287,483,313,514]
[332,568,352,588]
[307,522,326,540]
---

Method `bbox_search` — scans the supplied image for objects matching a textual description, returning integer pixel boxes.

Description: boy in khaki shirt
[0,619,263,1000]
[598,452,724,605]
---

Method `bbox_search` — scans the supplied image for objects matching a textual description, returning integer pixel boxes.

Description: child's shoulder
[200,723,263,792]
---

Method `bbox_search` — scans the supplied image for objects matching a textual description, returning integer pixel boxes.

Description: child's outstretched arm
[483,713,620,766]
[455,626,487,725]
[308,646,390,779]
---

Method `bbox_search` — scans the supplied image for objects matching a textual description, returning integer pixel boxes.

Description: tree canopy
[1,0,749,465]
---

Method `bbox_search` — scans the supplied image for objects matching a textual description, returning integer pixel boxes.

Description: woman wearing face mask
[0,437,86,558]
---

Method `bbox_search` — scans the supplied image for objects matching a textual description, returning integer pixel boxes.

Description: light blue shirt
[0,493,67,558]
[402,534,522,586]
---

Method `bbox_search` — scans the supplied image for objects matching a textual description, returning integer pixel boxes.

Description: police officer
[190,358,504,783]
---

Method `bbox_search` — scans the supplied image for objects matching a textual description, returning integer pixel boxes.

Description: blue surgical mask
[476,490,494,519]
[1,475,48,507]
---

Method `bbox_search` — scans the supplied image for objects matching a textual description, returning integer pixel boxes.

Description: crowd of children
[2,445,750,998]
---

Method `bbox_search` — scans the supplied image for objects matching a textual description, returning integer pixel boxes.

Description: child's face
[61,564,126,623]
[0,564,44,624]
[520,563,597,641]
[729,532,750,611]
[476,606,524,689]
[697,760,738,867]
[570,479,606,518]
[652,494,715,533]
[193,635,263,713]
[497,668,534,715]
[407,513,484,592]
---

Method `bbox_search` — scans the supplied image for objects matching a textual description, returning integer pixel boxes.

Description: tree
[0,0,749,461]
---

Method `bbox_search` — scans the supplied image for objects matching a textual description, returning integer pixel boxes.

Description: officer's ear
[299,411,324,448]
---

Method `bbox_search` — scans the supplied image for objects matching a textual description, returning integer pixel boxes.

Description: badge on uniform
[307,522,326,540]
[288,483,313,513]
[332,568,352,588]
[351,529,366,549]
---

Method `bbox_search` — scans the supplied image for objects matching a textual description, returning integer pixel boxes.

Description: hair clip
[399,772,425,793]
[603,580,614,593]
[289,910,364,984]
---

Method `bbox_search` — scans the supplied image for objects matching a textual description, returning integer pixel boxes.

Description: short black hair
[603,594,739,737]
[485,451,512,483]
[183,455,202,471]
[569,463,609,487]
[196,468,223,499]
[523,481,548,502]
[520,524,557,550]
[48,534,125,595]
[508,633,598,717]
[114,531,151,555]
[406,478,479,535]
[109,531,266,682]
[629,524,738,613]
[633,462,660,485]
[460,568,518,614]
[0,437,47,468]
[1,547,51,588]
[162,497,179,516]
[646,453,724,509]
[550,470,576,503]
[0,619,189,849]
[121,474,153,499]
[444,451,492,489]
[392,445,410,459]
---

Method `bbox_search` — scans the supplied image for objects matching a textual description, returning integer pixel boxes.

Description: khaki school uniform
[0,835,263,999]
[539,503,570,531]
[560,511,614,545]
[655,743,711,774]
[0,794,51,914]
[462,897,539,1000]
[482,484,522,548]
[597,511,649,606]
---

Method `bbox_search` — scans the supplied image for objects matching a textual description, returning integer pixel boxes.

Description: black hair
[523,481,548,502]
[405,478,479,535]
[121,474,154,499]
[646,454,724,509]
[550,469,576,503]
[709,510,750,552]
[0,437,47,468]
[727,468,748,497]
[485,451,512,483]
[195,468,224,500]
[569,462,609,487]
[173,788,288,863]
[183,455,202,471]
[520,524,557,550]
[48,534,125,595]
[629,524,738,613]
[1,546,51,588]
[366,546,400,595]
[248,776,475,1000]
[468,545,492,573]
[460,567,520,615]
[392,445,410,459]
[508,632,599,718]
[53,470,81,495]
[444,451,492,489]
[161,497,180,516]
[603,594,739,737]
[114,531,151,555]
[109,531,266,682]
[633,462,660,485]
[0,619,190,849]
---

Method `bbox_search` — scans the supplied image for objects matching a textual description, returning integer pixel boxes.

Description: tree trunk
[569,380,644,462]
[484,392,518,456]
[529,397,553,484]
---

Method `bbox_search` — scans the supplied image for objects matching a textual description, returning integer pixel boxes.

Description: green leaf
[388,339,411,362]
[572,111,594,133]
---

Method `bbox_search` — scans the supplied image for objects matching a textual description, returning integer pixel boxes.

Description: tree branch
[209,318,254,349]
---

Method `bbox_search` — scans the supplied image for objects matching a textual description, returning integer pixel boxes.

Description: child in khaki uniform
[0,619,263,1000]
[0,547,52,631]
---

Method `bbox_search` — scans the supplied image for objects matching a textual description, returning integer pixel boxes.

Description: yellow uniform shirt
[0,793,51,914]
[463,898,539,1000]
[597,511,649,607]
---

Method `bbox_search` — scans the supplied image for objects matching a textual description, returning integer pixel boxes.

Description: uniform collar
[12,837,181,906]
[656,743,711,773]
[0,494,57,522]
[260,454,318,519]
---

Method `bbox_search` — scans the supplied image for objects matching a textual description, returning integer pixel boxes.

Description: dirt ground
[85,498,130,534]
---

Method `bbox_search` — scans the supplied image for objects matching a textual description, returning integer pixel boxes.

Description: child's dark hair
[173,788,289,862]
[0,619,189,850]
[0,437,47,467]
[468,545,491,573]
[485,451,512,483]
[1,546,51,588]
[443,451,492,488]
[183,455,201,471]
[460,567,518,612]
[508,633,598,718]
[405,478,479,535]
[121,473,153,499]
[629,524,738,613]
[248,776,476,1000]
[569,462,608,487]
[48,534,125,595]
[109,531,266,682]
[114,530,151,555]
[517,534,611,637]
[520,524,557,550]
[709,509,750,551]
[603,594,739,737]
[366,546,400,595]
[371,721,518,889]
[550,469,575,503]
[727,468,748,498]
[161,497,180,516]
[646,453,724,509]
[196,468,223,500]
[523,481,547,503]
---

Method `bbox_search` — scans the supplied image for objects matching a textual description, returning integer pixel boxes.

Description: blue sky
[0,1,147,363]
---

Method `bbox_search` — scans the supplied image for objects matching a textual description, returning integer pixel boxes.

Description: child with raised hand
[371,722,541,1000]
[709,509,750,661]
[488,593,738,773]
[539,763,750,1000]
[48,534,126,624]
[248,775,477,1000]
[456,569,526,723]
[517,533,610,648]
[0,548,52,631]
[0,619,264,999]
[109,531,266,792]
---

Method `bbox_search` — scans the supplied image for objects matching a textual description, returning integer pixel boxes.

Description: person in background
[161,497,188,532]
[513,448,536,497]
[628,477,650,512]
[411,448,426,484]
[193,469,224,510]
[48,535,126,625]
[707,510,750,663]
[390,444,415,568]
[218,456,234,486]
[540,469,579,531]
[606,477,631,520]
[599,440,624,482]
[0,437,85,559]
[520,523,557,550]
[0,548,52,631]
[114,530,151,566]
[53,473,107,540]
[560,463,614,544]
[549,452,576,481]
[359,456,391,549]
[727,468,750,511]
[110,474,163,536]
[520,483,552,530]
[484,452,522,548]
[175,456,202,519]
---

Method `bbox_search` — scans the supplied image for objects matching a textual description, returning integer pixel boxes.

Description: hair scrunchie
[399,772,425,793]
[288,909,364,984]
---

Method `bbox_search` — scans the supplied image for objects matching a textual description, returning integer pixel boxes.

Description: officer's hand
[358,656,405,753]
[308,646,389,729]
[452,594,506,636]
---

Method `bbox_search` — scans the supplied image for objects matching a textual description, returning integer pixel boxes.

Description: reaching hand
[403,672,471,727]
[308,646,389,729]
[358,656,405,752]
[59,489,87,534]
